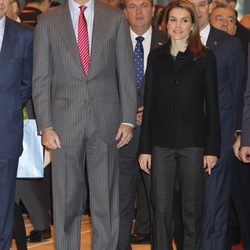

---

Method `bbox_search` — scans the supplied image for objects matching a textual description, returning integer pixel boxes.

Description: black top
[139,41,221,157]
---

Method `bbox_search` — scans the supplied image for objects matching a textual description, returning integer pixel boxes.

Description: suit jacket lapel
[150,27,164,50]
[88,1,108,78]
[0,18,15,62]
[206,26,220,49]
[54,4,84,74]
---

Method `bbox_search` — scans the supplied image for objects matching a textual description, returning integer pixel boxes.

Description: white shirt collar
[200,23,211,46]
[68,0,94,19]
[130,26,152,74]
[130,26,152,44]
[0,15,6,30]
[0,16,6,52]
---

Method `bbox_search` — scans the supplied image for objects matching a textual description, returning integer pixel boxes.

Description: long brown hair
[163,0,204,56]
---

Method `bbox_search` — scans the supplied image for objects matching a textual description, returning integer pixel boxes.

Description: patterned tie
[78,5,90,75]
[134,36,144,89]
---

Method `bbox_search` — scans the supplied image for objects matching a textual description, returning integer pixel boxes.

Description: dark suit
[202,26,245,250]
[235,21,250,131]
[16,9,52,235]
[236,21,250,56]
[228,21,250,250]
[139,41,220,250]
[117,27,166,250]
[237,43,250,250]
[0,17,33,250]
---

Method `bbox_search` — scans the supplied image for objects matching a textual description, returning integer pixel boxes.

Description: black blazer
[139,41,221,157]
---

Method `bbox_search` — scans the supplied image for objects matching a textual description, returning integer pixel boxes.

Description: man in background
[211,0,250,55]
[117,0,166,248]
[187,1,244,249]
[0,0,33,247]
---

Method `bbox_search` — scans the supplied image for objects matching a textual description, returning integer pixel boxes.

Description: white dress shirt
[0,16,6,53]
[130,27,152,73]
[68,0,94,53]
[200,23,211,46]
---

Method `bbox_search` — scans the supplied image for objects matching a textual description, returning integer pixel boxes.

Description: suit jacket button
[173,80,178,85]
[172,106,178,111]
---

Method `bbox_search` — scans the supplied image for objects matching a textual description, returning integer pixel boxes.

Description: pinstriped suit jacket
[32,0,137,145]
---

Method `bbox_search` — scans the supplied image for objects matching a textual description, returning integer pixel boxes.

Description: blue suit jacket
[207,26,245,152]
[0,17,33,158]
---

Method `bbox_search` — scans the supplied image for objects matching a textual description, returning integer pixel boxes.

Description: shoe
[131,233,151,244]
[27,227,51,243]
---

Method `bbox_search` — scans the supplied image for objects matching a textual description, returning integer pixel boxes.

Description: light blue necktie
[134,36,144,89]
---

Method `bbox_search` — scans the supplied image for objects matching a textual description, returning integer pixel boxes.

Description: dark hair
[124,0,154,8]
[163,0,204,56]
[50,0,61,7]
[25,0,46,4]
[212,2,237,18]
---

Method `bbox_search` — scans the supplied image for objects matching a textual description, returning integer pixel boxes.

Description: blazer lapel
[88,1,108,78]
[54,4,84,74]
[0,18,15,62]
[206,26,220,49]
[150,27,164,50]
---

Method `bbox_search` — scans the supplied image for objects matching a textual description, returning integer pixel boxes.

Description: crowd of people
[0,0,250,249]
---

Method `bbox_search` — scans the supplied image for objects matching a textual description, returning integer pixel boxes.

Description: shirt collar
[200,23,210,44]
[68,0,94,17]
[0,16,6,31]
[130,26,152,42]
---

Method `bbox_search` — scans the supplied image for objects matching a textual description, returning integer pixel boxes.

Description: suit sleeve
[228,37,245,113]
[32,16,53,131]
[115,14,137,125]
[204,50,221,157]
[21,30,33,107]
[241,44,250,146]
[139,53,155,154]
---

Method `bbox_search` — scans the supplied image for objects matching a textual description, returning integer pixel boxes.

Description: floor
[10,216,244,250]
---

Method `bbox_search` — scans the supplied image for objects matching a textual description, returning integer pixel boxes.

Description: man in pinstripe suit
[32,0,137,249]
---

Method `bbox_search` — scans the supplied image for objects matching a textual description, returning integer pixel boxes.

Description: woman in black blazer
[138,0,221,249]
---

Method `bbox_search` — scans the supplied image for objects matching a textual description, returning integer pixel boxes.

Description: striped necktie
[78,5,90,75]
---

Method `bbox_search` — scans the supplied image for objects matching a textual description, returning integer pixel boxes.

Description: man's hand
[203,155,217,175]
[136,106,144,126]
[233,135,241,160]
[42,128,61,150]
[239,146,250,163]
[115,124,133,149]
[138,154,151,174]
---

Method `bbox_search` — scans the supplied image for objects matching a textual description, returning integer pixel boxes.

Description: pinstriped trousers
[52,116,119,250]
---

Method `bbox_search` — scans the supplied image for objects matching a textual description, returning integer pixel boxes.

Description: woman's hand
[138,154,151,174]
[203,155,217,175]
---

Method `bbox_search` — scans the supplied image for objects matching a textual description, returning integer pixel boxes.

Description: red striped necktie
[78,5,90,76]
